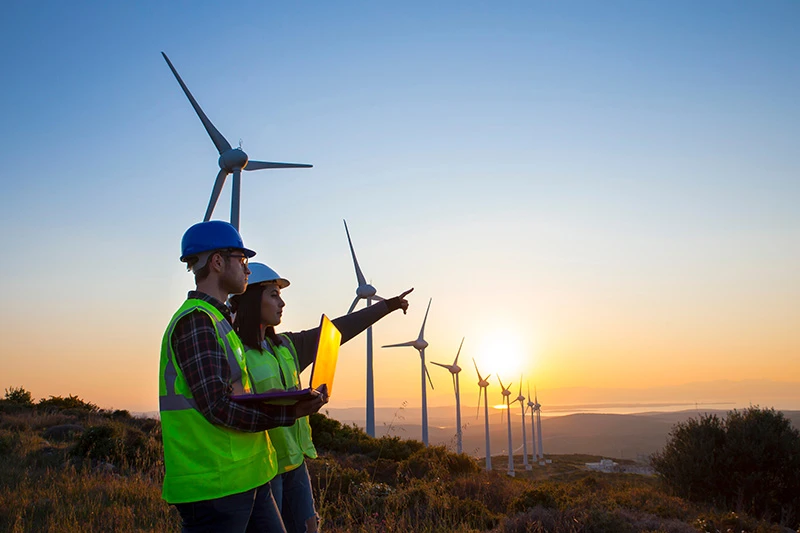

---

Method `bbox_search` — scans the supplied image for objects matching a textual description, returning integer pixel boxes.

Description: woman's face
[260,283,285,327]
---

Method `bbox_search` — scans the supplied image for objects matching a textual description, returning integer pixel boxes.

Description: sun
[474,329,529,384]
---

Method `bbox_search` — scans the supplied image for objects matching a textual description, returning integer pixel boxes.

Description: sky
[1,1,798,417]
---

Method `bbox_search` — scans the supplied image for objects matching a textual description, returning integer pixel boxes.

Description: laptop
[231,314,341,405]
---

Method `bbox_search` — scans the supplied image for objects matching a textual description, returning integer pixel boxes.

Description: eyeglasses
[221,252,249,267]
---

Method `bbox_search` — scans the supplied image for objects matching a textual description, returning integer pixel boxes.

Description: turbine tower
[498,377,514,477]
[527,383,538,466]
[162,52,312,230]
[382,298,434,446]
[533,387,544,464]
[515,378,531,470]
[431,337,465,454]
[343,220,385,437]
[473,358,492,471]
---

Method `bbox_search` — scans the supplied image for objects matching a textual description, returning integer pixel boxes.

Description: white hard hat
[247,262,290,289]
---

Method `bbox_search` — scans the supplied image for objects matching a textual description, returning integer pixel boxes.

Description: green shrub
[70,423,161,471]
[510,487,558,513]
[4,386,34,406]
[0,429,22,456]
[38,394,99,412]
[653,407,800,525]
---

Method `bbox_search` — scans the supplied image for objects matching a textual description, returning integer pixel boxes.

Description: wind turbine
[473,358,492,471]
[382,298,434,446]
[533,387,545,465]
[162,52,312,230]
[431,337,464,453]
[343,219,385,437]
[498,377,515,477]
[515,378,531,470]
[527,383,538,466]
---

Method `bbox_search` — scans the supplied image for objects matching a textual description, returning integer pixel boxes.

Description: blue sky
[1,1,798,412]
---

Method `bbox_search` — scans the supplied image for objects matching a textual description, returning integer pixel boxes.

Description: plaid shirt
[170,291,296,431]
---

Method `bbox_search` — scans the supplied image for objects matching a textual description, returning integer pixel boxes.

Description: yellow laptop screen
[310,314,341,397]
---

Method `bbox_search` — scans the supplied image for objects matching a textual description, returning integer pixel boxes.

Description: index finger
[399,288,414,299]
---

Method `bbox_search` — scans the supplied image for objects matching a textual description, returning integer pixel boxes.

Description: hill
[2,393,797,532]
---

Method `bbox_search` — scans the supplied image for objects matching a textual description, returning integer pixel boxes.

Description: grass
[1,397,797,532]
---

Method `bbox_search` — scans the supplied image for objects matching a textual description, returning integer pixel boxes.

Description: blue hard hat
[180,221,256,262]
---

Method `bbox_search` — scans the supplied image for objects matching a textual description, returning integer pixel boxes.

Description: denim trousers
[270,461,319,533]
[175,482,286,533]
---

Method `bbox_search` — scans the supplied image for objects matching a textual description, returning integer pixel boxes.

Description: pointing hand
[387,288,414,314]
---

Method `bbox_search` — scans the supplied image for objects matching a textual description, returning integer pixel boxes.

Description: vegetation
[652,406,800,528]
[2,387,798,532]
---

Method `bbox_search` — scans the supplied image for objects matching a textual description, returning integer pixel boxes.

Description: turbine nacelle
[516,394,526,403]
[478,378,490,388]
[219,148,249,171]
[413,339,429,352]
[356,284,378,299]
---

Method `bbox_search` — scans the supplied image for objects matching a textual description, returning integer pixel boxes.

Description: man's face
[219,250,250,295]
[260,282,285,327]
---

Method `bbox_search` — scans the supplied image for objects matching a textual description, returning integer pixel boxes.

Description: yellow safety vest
[246,334,317,473]
[159,299,277,503]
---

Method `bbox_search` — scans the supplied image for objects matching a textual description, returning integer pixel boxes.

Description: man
[158,220,326,532]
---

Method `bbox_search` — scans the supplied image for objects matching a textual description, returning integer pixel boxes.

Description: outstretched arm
[285,289,413,372]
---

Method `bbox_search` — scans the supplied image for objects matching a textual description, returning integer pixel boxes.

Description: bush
[37,394,99,412]
[4,386,34,406]
[71,422,161,471]
[652,407,800,526]
[509,487,558,514]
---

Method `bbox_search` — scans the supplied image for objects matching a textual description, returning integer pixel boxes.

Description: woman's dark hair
[232,283,266,351]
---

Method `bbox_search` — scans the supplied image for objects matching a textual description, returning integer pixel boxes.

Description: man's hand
[293,386,329,419]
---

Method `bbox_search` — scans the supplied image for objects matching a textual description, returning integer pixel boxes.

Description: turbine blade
[347,296,360,315]
[382,341,415,348]
[424,363,434,390]
[418,298,432,341]
[245,161,313,170]
[230,169,241,231]
[430,361,449,369]
[161,52,232,154]
[472,358,483,382]
[371,295,385,301]
[476,387,482,419]
[498,377,505,390]
[485,374,492,383]
[343,220,368,287]
[451,373,456,395]
[204,169,229,221]
[528,382,531,400]
[454,337,464,366]
[518,377,523,399]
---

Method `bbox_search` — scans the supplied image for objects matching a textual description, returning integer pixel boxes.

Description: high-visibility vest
[159,299,277,503]
[246,334,317,473]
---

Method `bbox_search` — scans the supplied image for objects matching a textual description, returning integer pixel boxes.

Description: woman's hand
[386,288,414,314]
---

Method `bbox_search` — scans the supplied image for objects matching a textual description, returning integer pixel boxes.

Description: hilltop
[1,391,797,532]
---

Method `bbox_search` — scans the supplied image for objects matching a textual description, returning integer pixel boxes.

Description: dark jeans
[270,462,319,533]
[175,482,286,533]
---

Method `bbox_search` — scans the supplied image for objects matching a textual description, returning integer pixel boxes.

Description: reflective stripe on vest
[159,299,276,504]
[245,334,317,472]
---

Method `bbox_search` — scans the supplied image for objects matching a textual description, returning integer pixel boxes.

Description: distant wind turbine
[533,387,544,464]
[382,298,434,446]
[343,220,385,437]
[527,383,538,466]
[498,377,515,477]
[431,337,464,453]
[473,358,492,471]
[162,52,312,230]
[515,378,531,471]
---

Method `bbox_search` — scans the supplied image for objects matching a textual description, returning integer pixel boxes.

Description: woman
[232,262,411,533]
